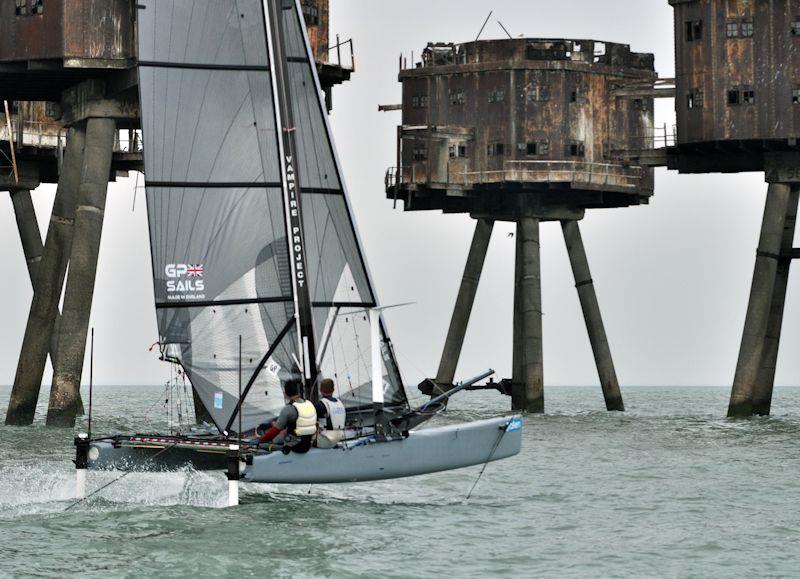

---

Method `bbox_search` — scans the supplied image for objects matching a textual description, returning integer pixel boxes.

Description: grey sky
[0,0,797,393]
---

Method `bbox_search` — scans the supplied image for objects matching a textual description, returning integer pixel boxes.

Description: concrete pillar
[752,186,799,416]
[511,225,525,410]
[435,219,494,390]
[9,190,44,283]
[47,117,116,427]
[9,189,80,412]
[6,127,87,426]
[728,183,793,418]
[561,220,625,412]
[518,217,544,413]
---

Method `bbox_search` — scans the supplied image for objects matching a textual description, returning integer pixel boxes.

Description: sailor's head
[284,379,302,399]
[319,378,335,397]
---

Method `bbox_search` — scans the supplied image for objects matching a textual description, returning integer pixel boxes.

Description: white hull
[244,415,522,484]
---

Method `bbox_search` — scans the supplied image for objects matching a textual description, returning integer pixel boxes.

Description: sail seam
[145,181,282,189]
[138,61,271,72]
[156,296,293,309]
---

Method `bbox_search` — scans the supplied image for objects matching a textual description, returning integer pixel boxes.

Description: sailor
[315,378,346,448]
[257,379,317,454]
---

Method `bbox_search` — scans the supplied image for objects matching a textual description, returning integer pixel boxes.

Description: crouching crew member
[258,379,317,453]
[315,378,346,448]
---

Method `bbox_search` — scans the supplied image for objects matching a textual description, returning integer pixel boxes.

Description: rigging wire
[464,425,509,502]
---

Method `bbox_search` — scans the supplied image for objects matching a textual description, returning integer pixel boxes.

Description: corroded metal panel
[63,0,134,63]
[0,0,134,64]
[392,38,656,216]
[0,0,66,62]
[303,0,329,62]
[671,0,800,145]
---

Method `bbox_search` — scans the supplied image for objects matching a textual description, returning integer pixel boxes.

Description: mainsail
[137,0,409,433]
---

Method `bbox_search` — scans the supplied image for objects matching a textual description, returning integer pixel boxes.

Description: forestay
[137,0,408,434]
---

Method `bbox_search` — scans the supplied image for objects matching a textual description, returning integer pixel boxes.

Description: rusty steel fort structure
[387,38,658,413]
[387,0,800,416]
[0,0,353,426]
[2,0,800,424]
[663,0,800,417]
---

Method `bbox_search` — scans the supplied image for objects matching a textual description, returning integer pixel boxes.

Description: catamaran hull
[244,415,522,484]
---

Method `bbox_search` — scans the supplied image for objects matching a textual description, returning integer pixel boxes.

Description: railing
[386,159,646,192]
[0,117,143,154]
[323,36,355,72]
[624,123,678,150]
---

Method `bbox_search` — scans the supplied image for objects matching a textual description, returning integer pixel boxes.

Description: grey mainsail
[137,0,408,433]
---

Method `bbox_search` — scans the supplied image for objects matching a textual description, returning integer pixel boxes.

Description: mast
[264,0,319,399]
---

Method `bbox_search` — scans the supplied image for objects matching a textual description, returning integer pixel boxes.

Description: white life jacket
[292,400,317,436]
[320,396,346,430]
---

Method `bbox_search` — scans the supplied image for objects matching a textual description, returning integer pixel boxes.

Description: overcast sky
[0,0,797,397]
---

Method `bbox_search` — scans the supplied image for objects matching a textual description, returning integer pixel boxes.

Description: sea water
[1,385,799,577]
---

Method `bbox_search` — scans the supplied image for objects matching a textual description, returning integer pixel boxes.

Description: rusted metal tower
[663,0,800,417]
[386,38,657,412]
[2,0,354,426]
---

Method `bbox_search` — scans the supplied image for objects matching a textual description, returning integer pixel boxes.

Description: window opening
[741,21,754,37]
[726,21,739,38]
[686,20,703,41]
[411,94,429,109]
[792,19,800,36]
[15,0,27,15]
[488,89,505,104]
[569,142,585,157]
[728,88,740,106]
[487,143,506,157]
[301,1,320,26]
[742,87,755,105]
[412,145,427,161]
[687,89,704,109]
[793,88,800,105]
[449,89,465,106]
[527,86,549,102]
[449,144,468,159]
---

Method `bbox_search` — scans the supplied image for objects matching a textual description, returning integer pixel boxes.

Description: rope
[465,425,508,501]
[64,444,178,511]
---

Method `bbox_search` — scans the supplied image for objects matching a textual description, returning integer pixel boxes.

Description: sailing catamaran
[81,0,521,484]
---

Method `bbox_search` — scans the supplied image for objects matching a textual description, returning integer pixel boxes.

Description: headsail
[137,0,408,433]
[270,0,409,414]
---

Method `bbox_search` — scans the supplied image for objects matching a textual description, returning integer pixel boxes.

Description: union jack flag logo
[187,264,204,277]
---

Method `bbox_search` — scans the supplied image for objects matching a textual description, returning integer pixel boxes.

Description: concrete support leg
[6,127,87,426]
[9,190,83,415]
[752,186,799,415]
[47,118,116,427]
[561,220,625,412]
[728,183,793,418]
[10,190,45,283]
[516,217,544,413]
[434,219,494,390]
[511,228,525,410]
